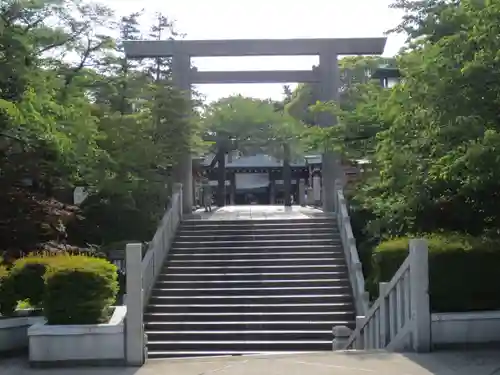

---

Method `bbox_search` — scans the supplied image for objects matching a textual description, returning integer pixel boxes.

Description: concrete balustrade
[125,183,183,366]
[343,239,431,352]
[334,182,369,317]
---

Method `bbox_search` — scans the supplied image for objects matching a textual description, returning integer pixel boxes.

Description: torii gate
[123,37,387,213]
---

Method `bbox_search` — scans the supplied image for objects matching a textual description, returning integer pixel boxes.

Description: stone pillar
[125,243,144,366]
[409,239,431,352]
[171,53,193,214]
[229,172,236,205]
[298,179,306,206]
[216,149,226,207]
[322,152,343,211]
[283,143,292,207]
[378,282,389,347]
[313,174,321,205]
[269,174,276,204]
[318,50,341,212]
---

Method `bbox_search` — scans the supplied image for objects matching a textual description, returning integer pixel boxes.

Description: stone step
[147,340,333,352]
[151,285,351,297]
[165,264,347,274]
[167,258,345,268]
[181,218,335,226]
[147,350,318,358]
[177,228,336,236]
[146,330,332,341]
[144,310,354,322]
[175,233,337,241]
[170,245,343,254]
[145,213,351,359]
[170,251,342,260]
[179,223,335,231]
[173,238,340,248]
[145,321,353,331]
[149,294,353,305]
[158,271,349,281]
[146,302,354,313]
[154,278,351,288]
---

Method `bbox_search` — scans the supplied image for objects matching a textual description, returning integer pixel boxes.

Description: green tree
[0,1,198,253]
[355,0,500,237]
[201,95,306,160]
[285,56,397,125]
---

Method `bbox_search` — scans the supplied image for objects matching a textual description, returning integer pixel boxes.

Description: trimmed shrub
[0,265,17,316]
[43,255,118,325]
[0,265,8,280]
[371,234,500,313]
[8,257,49,307]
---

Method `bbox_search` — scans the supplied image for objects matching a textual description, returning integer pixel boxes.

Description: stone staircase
[144,216,356,358]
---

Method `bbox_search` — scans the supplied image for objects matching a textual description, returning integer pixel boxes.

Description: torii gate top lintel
[123,37,387,58]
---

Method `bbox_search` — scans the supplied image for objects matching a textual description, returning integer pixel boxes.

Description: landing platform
[3,350,500,374]
[187,205,329,221]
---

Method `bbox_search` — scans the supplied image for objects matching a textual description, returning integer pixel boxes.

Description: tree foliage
[285,56,397,126]
[335,0,500,240]
[200,95,307,160]
[0,1,196,254]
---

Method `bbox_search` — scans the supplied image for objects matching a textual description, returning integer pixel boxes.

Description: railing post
[125,243,144,366]
[334,180,343,211]
[332,325,352,350]
[362,291,370,313]
[409,238,431,352]
[379,282,389,347]
[174,183,183,217]
[355,316,365,349]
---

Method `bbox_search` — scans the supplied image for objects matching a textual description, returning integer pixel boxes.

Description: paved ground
[186,205,328,221]
[3,351,500,374]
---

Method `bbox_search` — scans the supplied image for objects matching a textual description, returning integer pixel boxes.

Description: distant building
[371,66,402,88]
[195,153,366,206]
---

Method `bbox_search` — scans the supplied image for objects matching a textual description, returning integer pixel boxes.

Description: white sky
[101,0,406,103]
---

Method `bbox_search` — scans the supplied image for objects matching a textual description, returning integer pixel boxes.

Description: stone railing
[141,183,183,305]
[124,183,183,366]
[333,183,369,316]
[340,239,431,352]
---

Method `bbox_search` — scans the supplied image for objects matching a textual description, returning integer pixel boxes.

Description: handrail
[141,183,183,307]
[343,239,431,352]
[124,183,184,365]
[334,183,369,316]
[344,257,411,350]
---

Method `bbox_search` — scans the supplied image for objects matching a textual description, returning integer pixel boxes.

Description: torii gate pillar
[318,50,342,212]
[171,52,193,214]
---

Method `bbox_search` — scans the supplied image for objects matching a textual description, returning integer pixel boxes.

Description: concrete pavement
[3,350,500,375]
[187,205,328,221]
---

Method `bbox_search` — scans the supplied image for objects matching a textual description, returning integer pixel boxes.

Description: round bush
[371,233,500,312]
[8,258,49,307]
[43,255,118,325]
[0,265,16,316]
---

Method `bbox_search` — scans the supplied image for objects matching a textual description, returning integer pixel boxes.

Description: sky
[101,0,406,103]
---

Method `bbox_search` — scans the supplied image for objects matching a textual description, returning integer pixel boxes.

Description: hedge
[0,253,118,324]
[1,253,71,312]
[45,255,118,324]
[0,265,8,281]
[0,265,16,316]
[371,233,500,313]
[8,258,48,307]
